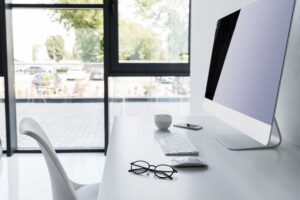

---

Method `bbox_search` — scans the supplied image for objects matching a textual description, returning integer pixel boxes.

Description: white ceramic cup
[155,114,172,131]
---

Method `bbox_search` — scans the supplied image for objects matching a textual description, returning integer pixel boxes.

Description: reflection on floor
[0,153,105,200]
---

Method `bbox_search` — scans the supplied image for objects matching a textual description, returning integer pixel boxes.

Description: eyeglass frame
[128,160,178,180]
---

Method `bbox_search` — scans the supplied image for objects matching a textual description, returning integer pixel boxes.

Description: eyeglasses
[128,160,177,180]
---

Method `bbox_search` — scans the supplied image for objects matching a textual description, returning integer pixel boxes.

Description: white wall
[190,0,300,148]
[276,1,300,148]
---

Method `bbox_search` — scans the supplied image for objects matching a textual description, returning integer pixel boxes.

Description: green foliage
[56,67,68,73]
[53,0,187,62]
[53,3,103,62]
[44,73,55,84]
[135,0,160,18]
[45,35,65,62]
[54,8,103,30]
[135,0,189,61]
[119,21,167,61]
[74,29,104,62]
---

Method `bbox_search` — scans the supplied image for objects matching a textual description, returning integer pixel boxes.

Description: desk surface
[98,116,300,200]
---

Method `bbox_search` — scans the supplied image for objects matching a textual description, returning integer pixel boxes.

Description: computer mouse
[170,157,208,168]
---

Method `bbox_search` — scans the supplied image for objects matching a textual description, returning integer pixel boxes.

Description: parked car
[66,67,86,80]
[32,73,62,94]
[24,66,45,75]
[90,68,104,80]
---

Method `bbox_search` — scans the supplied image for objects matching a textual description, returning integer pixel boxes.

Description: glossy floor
[0,153,105,200]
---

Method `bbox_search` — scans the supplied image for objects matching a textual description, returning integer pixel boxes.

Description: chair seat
[76,183,100,200]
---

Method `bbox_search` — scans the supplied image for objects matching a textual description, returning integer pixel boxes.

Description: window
[107,0,191,133]
[109,0,190,75]
[1,0,191,155]
[109,77,190,124]
[11,3,105,150]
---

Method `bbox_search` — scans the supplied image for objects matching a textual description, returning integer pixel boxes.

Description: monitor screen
[205,0,294,126]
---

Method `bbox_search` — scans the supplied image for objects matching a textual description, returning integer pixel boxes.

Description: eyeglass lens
[130,161,150,174]
[155,165,176,179]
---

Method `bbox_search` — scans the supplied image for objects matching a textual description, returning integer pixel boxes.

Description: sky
[13,9,76,62]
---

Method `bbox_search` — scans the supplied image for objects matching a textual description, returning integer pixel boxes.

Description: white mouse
[171,157,208,168]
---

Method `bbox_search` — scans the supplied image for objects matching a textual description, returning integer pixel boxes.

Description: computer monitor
[203,0,295,150]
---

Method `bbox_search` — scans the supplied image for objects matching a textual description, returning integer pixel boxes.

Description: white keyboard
[156,132,199,156]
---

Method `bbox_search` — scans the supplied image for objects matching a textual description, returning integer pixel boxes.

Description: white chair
[19,117,100,200]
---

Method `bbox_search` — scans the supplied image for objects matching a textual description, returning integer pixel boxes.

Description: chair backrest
[19,118,78,200]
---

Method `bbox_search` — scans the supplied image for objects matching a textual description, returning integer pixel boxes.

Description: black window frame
[107,0,191,76]
[1,0,18,156]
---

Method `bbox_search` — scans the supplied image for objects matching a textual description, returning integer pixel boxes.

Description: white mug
[155,114,172,131]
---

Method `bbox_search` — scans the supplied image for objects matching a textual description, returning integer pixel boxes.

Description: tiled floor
[0,153,105,200]
[0,101,189,149]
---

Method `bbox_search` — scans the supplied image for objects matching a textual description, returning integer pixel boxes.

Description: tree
[119,21,167,61]
[74,29,103,62]
[53,0,171,62]
[135,0,189,61]
[53,2,104,62]
[45,35,65,62]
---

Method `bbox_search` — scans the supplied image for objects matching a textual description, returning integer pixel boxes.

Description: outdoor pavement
[0,101,189,150]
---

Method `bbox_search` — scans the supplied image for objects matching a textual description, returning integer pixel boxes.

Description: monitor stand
[215,118,282,150]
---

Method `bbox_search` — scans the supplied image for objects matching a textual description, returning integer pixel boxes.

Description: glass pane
[13,9,104,150]
[12,0,103,4]
[0,77,6,150]
[118,0,190,63]
[109,77,190,123]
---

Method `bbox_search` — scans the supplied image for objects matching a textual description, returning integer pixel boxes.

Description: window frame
[2,0,192,156]
[108,0,191,76]
[3,1,108,155]
[1,0,18,156]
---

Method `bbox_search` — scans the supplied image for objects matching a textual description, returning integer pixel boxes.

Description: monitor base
[215,118,282,150]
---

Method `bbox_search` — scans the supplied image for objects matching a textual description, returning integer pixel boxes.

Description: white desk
[98,116,300,200]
